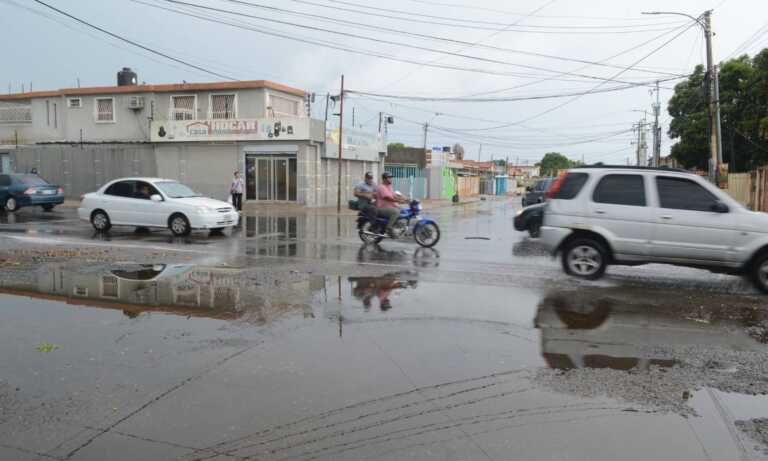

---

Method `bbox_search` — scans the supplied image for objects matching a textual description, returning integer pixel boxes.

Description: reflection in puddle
[0,263,325,324]
[349,272,418,311]
[535,288,764,372]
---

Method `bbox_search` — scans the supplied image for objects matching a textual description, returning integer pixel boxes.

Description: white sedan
[78,178,239,236]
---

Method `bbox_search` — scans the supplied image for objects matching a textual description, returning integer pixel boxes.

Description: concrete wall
[152,88,269,121]
[11,144,157,198]
[386,147,427,169]
[62,93,153,142]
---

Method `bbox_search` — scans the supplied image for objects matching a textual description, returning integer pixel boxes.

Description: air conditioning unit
[128,96,145,110]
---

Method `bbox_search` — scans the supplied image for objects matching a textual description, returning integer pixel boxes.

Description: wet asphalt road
[1,199,768,461]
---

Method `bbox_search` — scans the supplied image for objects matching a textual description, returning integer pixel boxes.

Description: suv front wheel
[752,252,768,294]
[562,238,608,280]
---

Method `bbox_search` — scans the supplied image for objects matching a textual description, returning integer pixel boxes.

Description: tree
[453,143,465,160]
[387,142,406,151]
[667,49,768,171]
[538,152,575,176]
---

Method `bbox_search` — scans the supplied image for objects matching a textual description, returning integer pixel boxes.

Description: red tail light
[80,194,85,201]
[545,172,568,199]
[23,188,36,195]
[58,187,64,194]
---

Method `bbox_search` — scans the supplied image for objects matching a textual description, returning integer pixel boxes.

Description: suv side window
[0,175,10,187]
[554,172,589,200]
[656,176,719,212]
[593,174,646,206]
[105,181,135,198]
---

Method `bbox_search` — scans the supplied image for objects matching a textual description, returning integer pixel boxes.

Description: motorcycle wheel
[414,222,441,248]
[359,221,384,244]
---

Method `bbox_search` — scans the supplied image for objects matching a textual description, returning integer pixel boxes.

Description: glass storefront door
[245,155,297,202]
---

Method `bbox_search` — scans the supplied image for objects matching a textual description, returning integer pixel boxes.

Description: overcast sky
[2,0,767,164]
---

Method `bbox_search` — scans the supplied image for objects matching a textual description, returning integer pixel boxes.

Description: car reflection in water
[0,263,324,324]
[534,287,763,371]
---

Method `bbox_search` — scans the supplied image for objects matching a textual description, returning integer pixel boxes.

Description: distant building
[0,68,384,206]
[508,164,541,179]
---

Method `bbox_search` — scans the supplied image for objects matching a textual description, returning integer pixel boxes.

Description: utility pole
[632,118,648,167]
[703,10,719,181]
[652,81,662,167]
[337,75,344,214]
[352,107,355,128]
[714,65,724,173]
[478,143,483,161]
[422,122,429,150]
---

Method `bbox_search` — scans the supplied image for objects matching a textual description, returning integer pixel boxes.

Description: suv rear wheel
[562,238,608,280]
[752,253,768,294]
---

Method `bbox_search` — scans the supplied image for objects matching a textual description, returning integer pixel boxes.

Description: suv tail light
[58,187,64,194]
[545,173,568,199]
[23,188,36,195]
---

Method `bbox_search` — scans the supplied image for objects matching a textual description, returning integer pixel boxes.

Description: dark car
[514,202,545,238]
[0,174,65,212]
[521,177,554,207]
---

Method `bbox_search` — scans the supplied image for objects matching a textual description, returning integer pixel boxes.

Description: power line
[149,0,683,84]
[462,22,692,98]
[281,0,688,32]
[347,77,684,102]
[201,0,683,77]
[30,0,237,81]
[133,0,684,83]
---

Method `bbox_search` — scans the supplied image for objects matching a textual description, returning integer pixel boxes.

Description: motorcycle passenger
[354,171,378,227]
[376,172,408,237]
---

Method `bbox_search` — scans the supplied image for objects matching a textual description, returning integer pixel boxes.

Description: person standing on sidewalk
[230,171,244,212]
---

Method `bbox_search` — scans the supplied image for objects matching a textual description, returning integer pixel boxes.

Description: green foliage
[387,142,406,151]
[668,49,768,171]
[538,152,577,176]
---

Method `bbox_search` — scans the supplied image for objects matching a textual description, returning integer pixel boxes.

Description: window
[269,94,299,116]
[553,172,589,200]
[133,181,160,200]
[73,286,88,297]
[13,175,48,186]
[155,181,201,198]
[105,180,136,198]
[593,174,646,207]
[170,95,196,120]
[95,97,115,122]
[68,98,82,108]
[46,100,50,126]
[210,94,236,119]
[0,101,32,123]
[656,176,720,212]
[0,175,10,187]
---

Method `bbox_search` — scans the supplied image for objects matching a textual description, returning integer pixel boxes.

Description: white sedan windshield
[155,181,201,198]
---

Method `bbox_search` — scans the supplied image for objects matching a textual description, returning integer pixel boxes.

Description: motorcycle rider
[354,171,378,228]
[376,172,408,237]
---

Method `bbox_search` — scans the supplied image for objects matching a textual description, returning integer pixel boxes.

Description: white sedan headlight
[194,206,212,215]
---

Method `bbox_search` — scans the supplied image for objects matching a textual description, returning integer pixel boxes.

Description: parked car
[0,173,65,212]
[521,177,554,207]
[539,166,768,293]
[78,178,239,236]
[514,202,545,238]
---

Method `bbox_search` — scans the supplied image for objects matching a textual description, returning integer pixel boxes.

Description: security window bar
[95,98,115,122]
[171,95,196,121]
[68,98,82,108]
[0,102,32,123]
[211,94,236,119]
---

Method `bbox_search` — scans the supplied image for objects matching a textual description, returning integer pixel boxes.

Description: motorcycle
[353,199,441,248]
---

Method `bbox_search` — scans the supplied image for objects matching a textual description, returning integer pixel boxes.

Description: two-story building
[0,69,384,207]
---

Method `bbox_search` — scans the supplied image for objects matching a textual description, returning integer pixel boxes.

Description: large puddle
[2,260,768,460]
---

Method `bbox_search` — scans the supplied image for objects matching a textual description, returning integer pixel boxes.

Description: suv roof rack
[570,165,689,173]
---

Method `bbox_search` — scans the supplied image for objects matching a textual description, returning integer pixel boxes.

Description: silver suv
[540,166,768,293]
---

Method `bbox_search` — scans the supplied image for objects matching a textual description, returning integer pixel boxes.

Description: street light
[422,112,442,151]
[643,10,722,181]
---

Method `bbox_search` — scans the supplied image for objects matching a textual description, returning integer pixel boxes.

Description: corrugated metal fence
[385,165,428,200]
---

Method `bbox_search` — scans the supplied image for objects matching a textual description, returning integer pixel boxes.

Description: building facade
[0,72,384,207]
